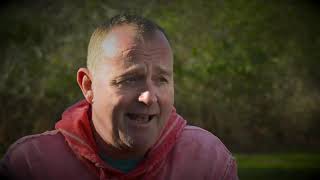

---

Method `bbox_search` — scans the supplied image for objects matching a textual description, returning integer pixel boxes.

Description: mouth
[126,113,156,124]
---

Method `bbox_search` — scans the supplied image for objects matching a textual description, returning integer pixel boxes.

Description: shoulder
[11,129,62,144]
[2,130,67,165]
[0,130,67,178]
[168,125,237,179]
[179,125,232,156]
[5,130,64,156]
[1,130,95,179]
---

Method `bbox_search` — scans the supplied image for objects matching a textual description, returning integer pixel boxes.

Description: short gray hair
[87,13,168,73]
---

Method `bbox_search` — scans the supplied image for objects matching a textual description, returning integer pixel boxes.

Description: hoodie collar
[55,99,186,178]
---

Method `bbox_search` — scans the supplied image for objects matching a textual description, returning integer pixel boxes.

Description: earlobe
[86,90,94,103]
[77,68,94,104]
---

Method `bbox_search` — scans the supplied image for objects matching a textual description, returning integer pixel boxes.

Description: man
[0,14,238,179]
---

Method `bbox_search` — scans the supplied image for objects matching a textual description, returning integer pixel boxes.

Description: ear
[77,68,94,104]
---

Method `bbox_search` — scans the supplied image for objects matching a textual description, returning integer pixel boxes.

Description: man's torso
[1,126,236,180]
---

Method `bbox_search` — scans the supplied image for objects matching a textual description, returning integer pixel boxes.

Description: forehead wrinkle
[117,48,173,74]
[101,34,139,59]
[121,49,150,58]
[118,64,147,76]
[120,48,170,58]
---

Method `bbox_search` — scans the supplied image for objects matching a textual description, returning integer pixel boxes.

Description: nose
[138,90,157,106]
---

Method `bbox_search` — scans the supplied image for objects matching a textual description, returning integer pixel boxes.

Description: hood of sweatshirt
[55,99,186,179]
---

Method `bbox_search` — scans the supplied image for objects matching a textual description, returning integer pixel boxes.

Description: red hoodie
[0,100,238,180]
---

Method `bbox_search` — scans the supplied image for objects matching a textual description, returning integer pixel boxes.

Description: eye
[160,77,168,82]
[122,77,138,84]
[117,75,145,87]
[157,76,169,85]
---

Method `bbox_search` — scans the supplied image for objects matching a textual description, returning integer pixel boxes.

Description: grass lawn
[235,153,320,180]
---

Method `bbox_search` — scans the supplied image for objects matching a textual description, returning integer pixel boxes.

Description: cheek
[170,85,175,103]
[163,85,174,104]
[92,85,119,116]
[92,80,108,101]
[159,86,174,116]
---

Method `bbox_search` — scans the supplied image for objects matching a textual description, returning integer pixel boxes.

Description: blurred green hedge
[1,0,320,154]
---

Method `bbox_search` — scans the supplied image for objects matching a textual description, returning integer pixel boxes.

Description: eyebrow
[121,48,170,58]
[117,65,172,79]
[155,65,172,77]
[118,65,146,77]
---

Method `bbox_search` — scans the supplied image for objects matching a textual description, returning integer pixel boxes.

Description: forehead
[100,24,172,67]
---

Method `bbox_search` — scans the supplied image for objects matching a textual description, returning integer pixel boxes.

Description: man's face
[91,24,174,156]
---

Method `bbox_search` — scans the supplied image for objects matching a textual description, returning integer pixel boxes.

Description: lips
[126,113,156,124]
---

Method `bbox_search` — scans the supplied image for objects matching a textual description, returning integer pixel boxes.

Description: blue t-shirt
[100,154,142,173]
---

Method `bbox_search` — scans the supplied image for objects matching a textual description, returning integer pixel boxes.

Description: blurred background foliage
[1,0,320,156]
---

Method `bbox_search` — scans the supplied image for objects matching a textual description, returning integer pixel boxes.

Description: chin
[121,135,156,154]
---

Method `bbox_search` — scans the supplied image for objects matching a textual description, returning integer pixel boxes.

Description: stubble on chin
[113,117,134,149]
